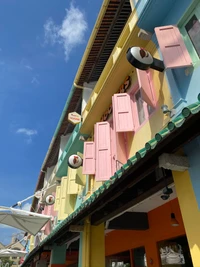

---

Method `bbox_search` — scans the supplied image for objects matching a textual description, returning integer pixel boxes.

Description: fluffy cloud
[44,3,88,60]
[16,128,38,144]
[16,128,37,136]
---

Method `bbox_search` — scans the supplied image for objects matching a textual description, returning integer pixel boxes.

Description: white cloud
[31,76,40,86]
[16,128,38,136]
[22,202,31,211]
[44,2,88,61]
[16,128,38,144]
[25,65,33,71]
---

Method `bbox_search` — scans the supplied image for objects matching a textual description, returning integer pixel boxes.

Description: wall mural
[144,243,185,266]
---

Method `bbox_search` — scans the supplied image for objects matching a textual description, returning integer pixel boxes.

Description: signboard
[126,46,164,72]
[45,195,55,205]
[68,154,83,169]
[68,112,81,125]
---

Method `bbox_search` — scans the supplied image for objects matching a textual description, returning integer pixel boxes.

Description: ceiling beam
[91,174,173,225]
[108,212,149,230]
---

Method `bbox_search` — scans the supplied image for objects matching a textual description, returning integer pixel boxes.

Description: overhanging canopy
[0,206,51,236]
[0,249,27,257]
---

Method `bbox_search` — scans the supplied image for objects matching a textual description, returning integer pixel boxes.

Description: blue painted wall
[136,0,200,114]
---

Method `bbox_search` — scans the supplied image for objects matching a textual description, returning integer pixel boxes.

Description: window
[180,1,200,63]
[132,246,146,267]
[106,250,131,267]
[132,88,155,127]
[185,14,200,57]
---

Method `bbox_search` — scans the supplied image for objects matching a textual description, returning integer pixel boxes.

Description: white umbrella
[0,249,27,257]
[0,206,51,236]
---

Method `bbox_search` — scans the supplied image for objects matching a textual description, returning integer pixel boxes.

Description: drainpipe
[73,82,93,91]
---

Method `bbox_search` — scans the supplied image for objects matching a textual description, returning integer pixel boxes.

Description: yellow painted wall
[29,235,35,252]
[173,170,200,267]
[80,10,173,157]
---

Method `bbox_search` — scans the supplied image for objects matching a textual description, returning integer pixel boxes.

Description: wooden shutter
[54,186,61,211]
[136,69,156,107]
[44,205,52,235]
[58,177,68,220]
[83,142,96,174]
[76,166,86,186]
[41,206,48,231]
[112,93,134,132]
[67,167,79,194]
[155,25,192,68]
[95,122,112,181]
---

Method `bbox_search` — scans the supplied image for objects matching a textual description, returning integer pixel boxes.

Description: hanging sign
[126,46,165,72]
[100,76,131,122]
[68,154,83,169]
[68,112,82,125]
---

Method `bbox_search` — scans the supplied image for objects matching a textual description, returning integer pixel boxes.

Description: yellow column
[90,223,105,267]
[81,218,105,267]
[173,170,200,267]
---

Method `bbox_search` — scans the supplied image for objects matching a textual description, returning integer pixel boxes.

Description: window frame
[179,1,200,66]
[129,81,156,131]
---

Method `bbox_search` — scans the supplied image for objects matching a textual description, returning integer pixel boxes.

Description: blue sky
[0,0,101,245]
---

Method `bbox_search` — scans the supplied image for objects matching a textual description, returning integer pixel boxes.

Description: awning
[0,207,51,236]
[0,249,27,257]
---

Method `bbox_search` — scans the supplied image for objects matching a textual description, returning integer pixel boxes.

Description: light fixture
[163,186,173,195]
[160,186,173,200]
[160,194,170,201]
[171,212,179,227]
[161,105,175,118]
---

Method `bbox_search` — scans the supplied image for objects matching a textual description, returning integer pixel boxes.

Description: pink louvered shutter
[155,25,192,68]
[41,206,48,231]
[83,142,95,174]
[136,69,155,107]
[95,122,112,181]
[50,193,57,218]
[112,93,134,132]
[44,205,52,235]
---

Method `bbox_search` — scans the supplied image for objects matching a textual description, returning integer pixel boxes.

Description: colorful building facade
[22,0,200,267]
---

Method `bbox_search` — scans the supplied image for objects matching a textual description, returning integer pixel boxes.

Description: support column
[79,218,105,267]
[49,244,66,267]
[173,170,200,267]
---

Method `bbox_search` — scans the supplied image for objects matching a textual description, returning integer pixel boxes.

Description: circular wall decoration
[68,154,83,169]
[45,194,55,205]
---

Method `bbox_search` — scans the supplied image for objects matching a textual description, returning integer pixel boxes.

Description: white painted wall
[59,134,71,159]
[43,166,54,187]
[81,81,97,112]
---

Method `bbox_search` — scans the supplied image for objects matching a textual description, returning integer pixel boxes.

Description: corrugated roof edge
[22,93,200,267]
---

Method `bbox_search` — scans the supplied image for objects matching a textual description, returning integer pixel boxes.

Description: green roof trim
[22,95,200,267]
